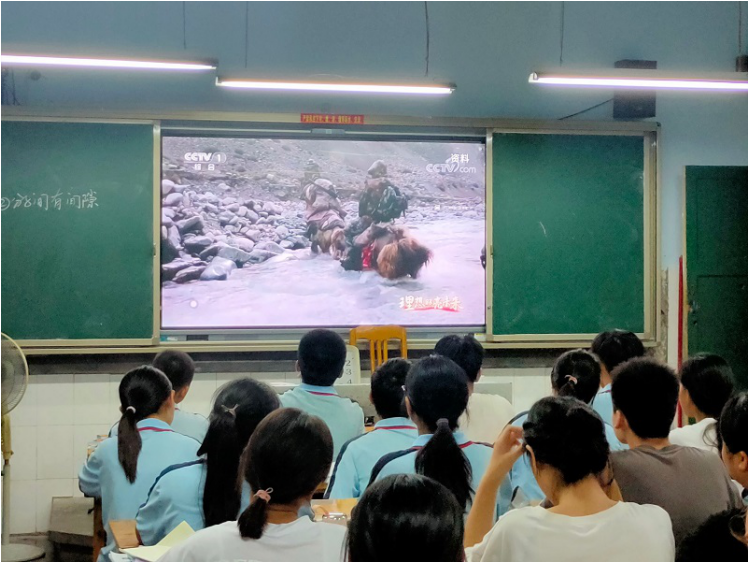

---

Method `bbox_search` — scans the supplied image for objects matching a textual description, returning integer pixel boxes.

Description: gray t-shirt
[611,444,742,546]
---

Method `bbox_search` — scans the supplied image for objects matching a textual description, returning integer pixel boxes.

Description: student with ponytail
[464,397,674,562]
[508,349,626,507]
[369,355,511,516]
[79,367,199,562]
[136,378,281,544]
[160,408,345,562]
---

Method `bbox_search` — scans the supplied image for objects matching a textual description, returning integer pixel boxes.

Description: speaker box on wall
[613,59,657,119]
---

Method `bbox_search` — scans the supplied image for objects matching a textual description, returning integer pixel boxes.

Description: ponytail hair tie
[254,487,273,503]
[565,375,578,386]
[436,418,450,429]
[125,406,137,414]
[221,404,238,418]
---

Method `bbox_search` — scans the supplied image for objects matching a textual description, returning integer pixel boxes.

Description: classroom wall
[9,367,547,534]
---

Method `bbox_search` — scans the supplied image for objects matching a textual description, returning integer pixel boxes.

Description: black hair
[680,354,735,420]
[434,334,484,383]
[719,392,748,455]
[610,358,679,439]
[117,366,173,483]
[152,350,195,392]
[590,330,646,374]
[298,329,347,386]
[676,507,747,562]
[551,349,602,404]
[523,396,609,485]
[237,408,333,539]
[371,358,411,419]
[347,474,464,562]
[199,378,281,527]
[406,355,472,510]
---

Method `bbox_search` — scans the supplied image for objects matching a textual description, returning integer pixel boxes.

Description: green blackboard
[1,121,155,341]
[492,133,646,336]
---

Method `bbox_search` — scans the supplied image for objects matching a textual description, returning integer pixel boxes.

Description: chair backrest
[349,326,408,371]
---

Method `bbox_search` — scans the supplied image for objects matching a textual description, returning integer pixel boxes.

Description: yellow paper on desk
[122,521,194,561]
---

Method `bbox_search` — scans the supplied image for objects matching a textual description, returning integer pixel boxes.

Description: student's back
[78,367,199,562]
[159,408,346,562]
[609,358,742,546]
[280,329,364,458]
[136,379,280,544]
[434,334,515,443]
[611,444,742,545]
[326,359,417,499]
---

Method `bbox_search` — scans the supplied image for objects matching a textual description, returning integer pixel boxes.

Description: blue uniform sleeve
[495,474,513,517]
[326,446,360,499]
[78,446,104,498]
[136,476,178,545]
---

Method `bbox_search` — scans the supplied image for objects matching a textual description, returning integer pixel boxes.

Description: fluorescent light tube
[1,55,215,71]
[216,78,454,95]
[529,70,748,91]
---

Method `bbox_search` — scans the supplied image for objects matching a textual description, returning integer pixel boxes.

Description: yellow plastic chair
[349,326,408,371]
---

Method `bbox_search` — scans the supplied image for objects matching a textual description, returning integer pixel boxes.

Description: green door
[686,166,748,388]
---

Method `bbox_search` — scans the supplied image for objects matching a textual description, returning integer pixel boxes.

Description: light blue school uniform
[135,459,252,545]
[325,417,418,499]
[370,431,513,517]
[280,383,365,460]
[109,407,209,443]
[508,412,627,507]
[79,419,200,562]
[591,385,614,426]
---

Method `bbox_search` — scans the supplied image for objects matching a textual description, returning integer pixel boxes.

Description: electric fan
[1,333,45,561]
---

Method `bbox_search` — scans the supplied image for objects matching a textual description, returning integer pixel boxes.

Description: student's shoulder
[618,502,673,533]
[148,459,205,495]
[369,448,417,482]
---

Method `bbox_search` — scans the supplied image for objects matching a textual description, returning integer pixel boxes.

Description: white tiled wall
[6,368,547,535]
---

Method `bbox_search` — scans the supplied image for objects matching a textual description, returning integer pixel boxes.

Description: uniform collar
[298,382,338,396]
[600,384,612,394]
[136,418,173,431]
[412,431,470,448]
[374,417,417,430]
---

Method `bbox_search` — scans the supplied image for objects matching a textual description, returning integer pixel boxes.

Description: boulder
[275,225,290,238]
[229,237,255,252]
[254,241,285,255]
[200,257,236,281]
[161,211,174,228]
[247,249,276,264]
[183,235,213,254]
[173,265,206,284]
[226,203,241,213]
[245,210,260,223]
[218,211,235,225]
[161,179,176,196]
[237,206,249,218]
[216,182,231,191]
[199,242,230,261]
[163,193,183,207]
[167,225,182,251]
[163,207,176,219]
[244,230,261,242]
[217,246,253,267]
[221,196,238,206]
[176,216,204,234]
[264,202,283,215]
[162,259,202,281]
[202,203,219,214]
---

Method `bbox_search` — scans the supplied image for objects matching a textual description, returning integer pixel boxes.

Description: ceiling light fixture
[216,77,454,95]
[529,69,748,92]
[0,55,216,71]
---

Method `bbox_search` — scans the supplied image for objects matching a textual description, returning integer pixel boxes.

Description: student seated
[434,334,514,443]
[370,355,511,516]
[669,354,735,452]
[347,474,464,562]
[719,392,748,502]
[326,358,417,499]
[463,397,674,562]
[280,329,364,459]
[79,367,200,562]
[159,408,345,562]
[509,349,626,506]
[110,350,208,442]
[610,358,742,546]
[676,507,747,562]
[590,329,645,426]
[136,378,281,544]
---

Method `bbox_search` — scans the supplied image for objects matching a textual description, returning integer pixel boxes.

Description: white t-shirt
[465,502,674,562]
[669,418,718,453]
[158,518,347,562]
[459,392,515,444]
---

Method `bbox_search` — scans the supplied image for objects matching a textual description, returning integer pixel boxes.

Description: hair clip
[565,375,579,385]
[126,406,137,414]
[221,404,238,418]
[254,487,273,502]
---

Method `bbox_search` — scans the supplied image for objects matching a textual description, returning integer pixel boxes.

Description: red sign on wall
[300,113,365,125]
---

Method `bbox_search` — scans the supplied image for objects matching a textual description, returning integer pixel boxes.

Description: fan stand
[2,416,45,561]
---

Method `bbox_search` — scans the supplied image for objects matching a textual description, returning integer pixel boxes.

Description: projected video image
[160,136,486,329]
